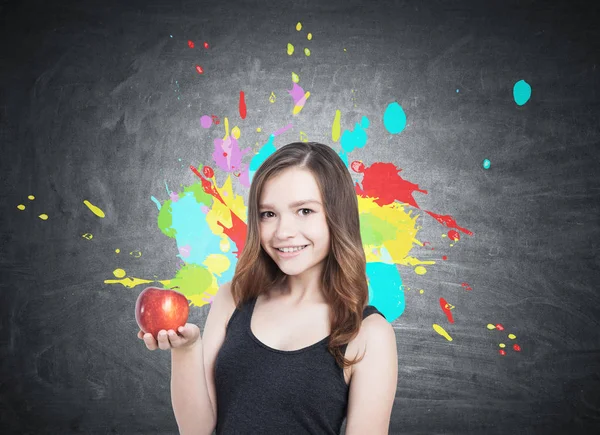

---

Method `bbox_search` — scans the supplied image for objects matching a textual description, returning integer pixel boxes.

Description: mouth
[275,245,308,257]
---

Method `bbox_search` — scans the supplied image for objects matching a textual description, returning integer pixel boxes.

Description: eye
[299,208,313,216]
[259,211,274,219]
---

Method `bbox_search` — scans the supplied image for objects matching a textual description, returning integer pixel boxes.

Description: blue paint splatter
[513,80,531,106]
[383,102,406,134]
[340,116,369,154]
[249,134,277,183]
[366,262,405,322]
[151,196,162,211]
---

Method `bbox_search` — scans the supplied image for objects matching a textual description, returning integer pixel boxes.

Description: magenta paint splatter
[200,115,212,128]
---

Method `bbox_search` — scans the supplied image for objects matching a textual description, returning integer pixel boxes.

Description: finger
[157,330,171,350]
[143,333,158,350]
[167,330,181,347]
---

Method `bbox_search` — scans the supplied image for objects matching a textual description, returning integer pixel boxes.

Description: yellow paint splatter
[232,126,241,139]
[256,127,262,132]
[307,32,312,40]
[269,92,276,103]
[296,22,302,31]
[419,289,424,294]
[83,200,105,218]
[28,195,35,200]
[433,324,453,341]
[486,323,496,330]
[508,333,517,339]
[104,276,157,288]
[292,91,310,115]
[203,254,230,275]
[129,250,142,258]
[115,248,120,254]
[219,237,230,252]
[292,72,300,83]
[343,48,347,52]
[499,343,506,348]
[82,233,93,240]
[113,268,126,278]
[222,117,230,139]
[304,47,311,56]
[38,214,48,220]
[287,43,294,55]
[332,109,341,142]
[415,265,427,275]
[17,204,25,210]
[299,131,308,142]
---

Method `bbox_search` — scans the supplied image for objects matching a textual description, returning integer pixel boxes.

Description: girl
[139,142,398,434]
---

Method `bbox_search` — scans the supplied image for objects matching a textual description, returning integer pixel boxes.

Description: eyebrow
[258,199,322,209]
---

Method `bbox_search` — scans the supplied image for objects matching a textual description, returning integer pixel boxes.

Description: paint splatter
[38,214,48,220]
[239,91,247,119]
[292,72,300,83]
[499,349,506,356]
[195,65,204,74]
[433,324,453,341]
[461,282,472,291]
[307,32,312,40]
[304,48,311,56]
[83,200,105,218]
[287,43,294,55]
[299,131,308,142]
[332,110,342,143]
[482,159,491,169]
[513,344,521,352]
[508,333,516,340]
[440,297,454,323]
[204,42,209,49]
[269,92,276,103]
[287,82,310,115]
[200,115,212,128]
[383,102,407,134]
[513,80,531,106]
[188,40,194,48]
[82,233,93,240]
[296,22,302,31]
[448,230,460,241]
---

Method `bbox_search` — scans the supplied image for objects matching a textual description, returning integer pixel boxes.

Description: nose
[274,213,297,239]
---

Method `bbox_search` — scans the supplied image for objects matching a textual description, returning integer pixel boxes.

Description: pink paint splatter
[200,115,212,128]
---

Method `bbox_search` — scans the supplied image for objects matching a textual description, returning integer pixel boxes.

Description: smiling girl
[139,141,398,434]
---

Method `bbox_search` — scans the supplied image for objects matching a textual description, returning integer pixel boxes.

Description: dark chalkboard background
[2,0,600,433]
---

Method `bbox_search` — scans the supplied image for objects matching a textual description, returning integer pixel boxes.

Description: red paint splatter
[204,41,209,49]
[195,65,204,74]
[513,344,521,352]
[427,211,474,236]
[202,166,214,178]
[355,162,428,208]
[496,324,504,331]
[188,40,195,48]
[351,161,365,173]
[190,165,247,257]
[461,282,472,291]
[442,255,447,260]
[223,152,228,157]
[448,230,460,241]
[439,297,454,323]
[499,349,506,356]
[211,114,220,125]
[239,91,247,119]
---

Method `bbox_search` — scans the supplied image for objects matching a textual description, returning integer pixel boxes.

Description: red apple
[135,286,190,339]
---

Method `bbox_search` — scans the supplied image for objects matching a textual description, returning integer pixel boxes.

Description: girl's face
[258,167,330,279]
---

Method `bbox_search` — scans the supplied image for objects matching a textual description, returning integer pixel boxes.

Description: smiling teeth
[277,245,307,253]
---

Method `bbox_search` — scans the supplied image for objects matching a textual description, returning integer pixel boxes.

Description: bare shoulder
[211,281,236,328]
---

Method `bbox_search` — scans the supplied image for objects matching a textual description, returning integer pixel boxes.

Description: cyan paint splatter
[482,159,491,170]
[249,134,277,184]
[340,116,369,154]
[150,196,162,210]
[366,262,405,321]
[513,80,531,106]
[383,102,406,134]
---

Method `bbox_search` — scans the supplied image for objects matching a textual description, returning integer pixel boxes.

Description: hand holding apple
[135,286,190,340]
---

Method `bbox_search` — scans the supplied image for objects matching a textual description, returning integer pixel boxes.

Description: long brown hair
[230,141,369,369]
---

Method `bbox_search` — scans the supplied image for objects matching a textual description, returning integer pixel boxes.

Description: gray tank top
[214,296,386,434]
